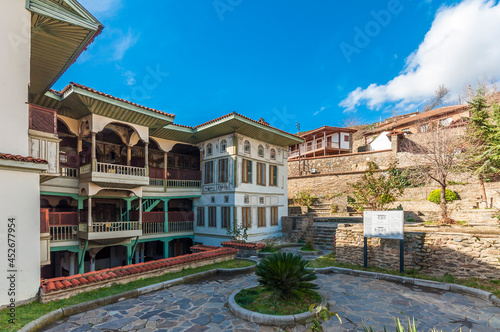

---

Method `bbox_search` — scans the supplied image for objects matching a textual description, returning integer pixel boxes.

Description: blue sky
[55,0,500,134]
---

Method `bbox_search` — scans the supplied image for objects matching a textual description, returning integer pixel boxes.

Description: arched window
[270,148,276,160]
[244,140,251,153]
[206,143,213,156]
[258,145,264,157]
[220,139,227,153]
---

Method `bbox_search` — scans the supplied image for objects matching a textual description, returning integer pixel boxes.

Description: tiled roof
[0,153,48,164]
[194,112,302,139]
[190,244,221,252]
[55,82,175,118]
[298,125,358,137]
[40,247,237,293]
[364,105,469,135]
[221,241,265,250]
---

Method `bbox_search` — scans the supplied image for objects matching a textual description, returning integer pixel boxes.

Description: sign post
[363,211,405,273]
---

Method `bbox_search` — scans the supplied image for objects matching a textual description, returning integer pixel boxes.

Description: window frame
[218,158,229,183]
[220,139,227,153]
[258,207,266,228]
[242,207,251,228]
[197,207,205,226]
[242,159,252,184]
[258,145,264,157]
[221,206,231,229]
[269,165,278,186]
[270,148,276,160]
[204,161,214,184]
[206,143,213,156]
[257,162,266,186]
[208,206,217,227]
[243,140,251,154]
[271,206,278,226]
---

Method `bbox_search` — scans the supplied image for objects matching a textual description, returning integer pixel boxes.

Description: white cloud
[340,0,500,112]
[79,0,122,18]
[314,106,326,116]
[110,28,140,61]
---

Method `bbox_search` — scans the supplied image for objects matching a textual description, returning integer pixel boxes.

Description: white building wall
[369,131,391,151]
[0,169,41,306]
[0,0,30,156]
[194,134,288,245]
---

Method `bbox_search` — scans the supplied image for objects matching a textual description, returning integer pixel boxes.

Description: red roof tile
[40,246,237,295]
[55,82,175,118]
[0,153,48,164]
[193,111,302,139]
[364,105,470,135]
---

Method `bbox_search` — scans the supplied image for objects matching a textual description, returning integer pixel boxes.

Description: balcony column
[139,197,143,227]
[323,130,326,156]
[127,145,132,166]
[134,249,139,264]
[163,198,170,233]
[162,239,169,259]
[90,255,96,272]
[91,131,97,171]
[88,196,93,231]
[140,244,145,263]
[163,151,168,181]
[144,142,149,177]
[69,252,76,276]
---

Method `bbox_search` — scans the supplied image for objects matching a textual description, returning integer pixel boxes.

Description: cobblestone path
[42,273,500,331]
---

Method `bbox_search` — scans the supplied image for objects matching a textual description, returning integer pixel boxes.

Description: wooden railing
[60,167,78,178]
[169,221,194,233]
[79,164,91,174]
[50,225,78,241]
[48,212,79,225]
[167,180,202,188]
[169,211,194,222]
[40,209,49,233]
[80,221,142,233]
[96,162,146,177]
[289,141,342,158]
[143,222,165,235]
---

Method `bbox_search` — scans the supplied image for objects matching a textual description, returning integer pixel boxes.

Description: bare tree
[422,85,449,112]
[401,124,464,223]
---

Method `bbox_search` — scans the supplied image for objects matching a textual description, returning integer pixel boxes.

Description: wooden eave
[153,114,303,146]
[27,0,103,94]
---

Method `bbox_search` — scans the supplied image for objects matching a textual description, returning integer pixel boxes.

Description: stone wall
[335,223,500,279]
[288,150,393,177]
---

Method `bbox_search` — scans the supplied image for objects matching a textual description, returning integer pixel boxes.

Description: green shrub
[294,191,317,207]
[427,189,460,204]
[255,252,318,299]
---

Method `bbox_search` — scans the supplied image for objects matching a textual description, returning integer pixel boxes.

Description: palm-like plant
[255,252,318,299]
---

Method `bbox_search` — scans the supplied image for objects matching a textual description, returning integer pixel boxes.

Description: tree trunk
[479,175,488,208]
[440,183,448,221]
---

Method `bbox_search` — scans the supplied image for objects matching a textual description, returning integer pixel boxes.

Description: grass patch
[423,220,437,225]
[235,286,321,315]
[300,246,321,252]
[308,252,336,268]
[455,220,468,226]
[0,259,254,332]
[308,255,500,298]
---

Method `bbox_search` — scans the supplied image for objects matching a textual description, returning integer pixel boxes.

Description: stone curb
[314,267,499,307]
[228,288,327,327]
[18,260,256,332]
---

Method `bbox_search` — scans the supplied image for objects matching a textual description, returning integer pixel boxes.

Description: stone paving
[42,272,500,332]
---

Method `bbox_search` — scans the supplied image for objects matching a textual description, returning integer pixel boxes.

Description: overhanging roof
[27,0,103,94]
[151,112,303,147]
[298,125,357,140]
[32,83,175,129]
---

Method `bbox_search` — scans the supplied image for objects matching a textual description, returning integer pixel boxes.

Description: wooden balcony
[50,225,78,241]
[80,161,149,188]
[148,168,202,188]
[78,221,142,240]
[288,141,348,159]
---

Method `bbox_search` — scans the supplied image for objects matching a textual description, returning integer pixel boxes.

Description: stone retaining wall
[335,223,500,279]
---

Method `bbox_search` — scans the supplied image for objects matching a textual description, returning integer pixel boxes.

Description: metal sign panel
[363,211,404,240]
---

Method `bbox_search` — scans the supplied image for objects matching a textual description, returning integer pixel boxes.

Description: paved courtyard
[41,272,500,331]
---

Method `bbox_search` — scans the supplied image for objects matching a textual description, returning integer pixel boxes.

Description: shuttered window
[204,161,213,184]
[257,162,266,186]
[208,206,217,227]
[219,158,229,183]
[269,165,278,186]
[271,206,278,226]
[242,159,252,183]
[258,207,266,227]
[221,206,231,229]
[197,207,205,226]
[242,207,251,228]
